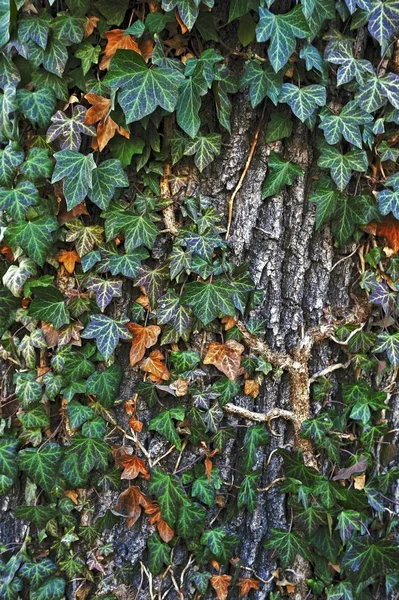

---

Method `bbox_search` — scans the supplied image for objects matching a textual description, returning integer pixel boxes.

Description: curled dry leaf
[129,417,143,432]
[203,340,244,381]
[244,379,260,398]
[127,322,161,367]
[99,29,141,70]
[375,217,399,254]
[221,315,236,331]
[144,501,174,542]
[170,378,189,396]
[113,446,149,480]
[237,577,260,597]
[114,485,147,527]
[210,574,232,600]
[332,455,368,481]
[84,15,99,37]
[139,349,170,383]
[57,249,81,273]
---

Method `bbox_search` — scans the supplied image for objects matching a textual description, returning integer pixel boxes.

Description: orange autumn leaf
[127,323,161,367]
[237,577,260,597]
[0,244,14,262]
[375,217,399,253]
[129,417,143,432]
[353,473,366,490]
[175,8,188,33]
[144,502,174,542]
[84,94,111,124]
[140,349,170,383]
[113,447,149,480]
[84,15,99,37]
[139,38,154,62]
[115,485,147,526]
[64,489,79,504]
[92,115,130,152]
[57,249,81,273]
[221,315,236,331]
[203,340,244,381]
[244,379,260,398]
[99,29,141,70]
[136,293,151,310]
[210,574,232,600]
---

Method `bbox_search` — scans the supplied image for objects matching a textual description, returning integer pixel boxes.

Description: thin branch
[309,359,352,384]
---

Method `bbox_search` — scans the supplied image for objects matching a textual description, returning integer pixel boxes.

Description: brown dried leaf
[127,323,161,367]
[99,29,141,70]
[203,341,244,381]
[353,473,366,490]
[244,379,260,398]
[170,378,188,397]
[332,455,368,481]
[237,577,260,597]
[375,217,399,254]
[139,349,170,383]
[129,417,143,432]
[84,15,99,37]
[113,447,150,480]
[210,574,232,600]
[115,486,145,526]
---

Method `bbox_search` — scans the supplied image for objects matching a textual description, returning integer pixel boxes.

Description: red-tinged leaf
[203,340,244,381]
[210,574,232,600]
[127,323,161,367]
[113,447,149,480]
[115,485,148,526]
[376,217,399,253]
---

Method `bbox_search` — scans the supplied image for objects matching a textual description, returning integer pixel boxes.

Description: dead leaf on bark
[139,349,170,382]
[332,455,368,480]
[113,447,149,480]
[210,574,232,600]
[144,501,174,542]
[114,486,147,527]
[237,577,260,597]
[127,323,161,367]
[203,340,244,380]
[244,379,259,398]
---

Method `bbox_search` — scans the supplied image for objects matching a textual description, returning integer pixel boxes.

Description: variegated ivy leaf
[368,0,399,47]
[87,159,129,210]
[157,291,191,335]
[135,264,169,307]
[262,152,303,199]
[344,0,372,13]
[183,134,221,172]
[162,0,201,30]
[98,245,149,278]
[18,330,47,369]
[20,148,53,181]
[317,144,368,191]
[279,83,326,122]
[19,559,57,589]
[52,150,96,210]
[182,229,226,261]
[65,220,104,256]
[16,87,57,128]
[29,286,70,329]
[105,50,184,123]
[17,443,63,492]
[239,61,283,107]
[369,282,397,315]
[75,41,101,76]
[176,65,208,138]
[101,201,159,251]
[0,180,39,220]
[47,105,96,152]
[18,11,52,49]
[256,6,310,73]
[86,276,123,311]
[4,216,59,267]
[3,256,37,297]
[82,314,131,359]
[181,278,235,325]
[374,332,399,367]
[51,12,85,44]
[319,101,372,149]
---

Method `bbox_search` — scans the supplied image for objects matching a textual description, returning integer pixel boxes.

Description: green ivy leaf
[181,278,235,325]
[29,285,70,329]
[60,434,111,486]
[86,364,123,408]
[0,437,19,485]
[18,12,51,49]
[19,560,57,588]
[66,400,94,430]
[102,201,159,250]
[14,505,58,527]
[149,407,185,450]
[20,405,50,430]
[318,144,368,191]
[148,466,189,526]
[242,424,269,473]
[201,528,239,562]
[0,181,39,220]
[88,159,129,210]
[51,13,85,44]
[105,50,184,123]
[4,215,59,267]
[265,529,312,568]
[20,148,53,181]
[52,150,97,210]
[157,292,191,336]
[279,83,326,122]
[147,532,171,575]
[17,443,63,491]
[266,110,293,142]
[319,101,372,149]
[47,105,96,152]
[373,331,399,367]
[262,151,303,199]
[81,314,131,360]
[86,276,123,311]
[176,501,207,539]
[256,6,310,72]
[176,66,207,138]
[0,145,23,186]
[342,538,399,591]
[237,472,259,512]
[30,576,65,600]
[184,133,222,172]
[16,88,57,128]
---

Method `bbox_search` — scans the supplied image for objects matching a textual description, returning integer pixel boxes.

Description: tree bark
[1,78,394,600]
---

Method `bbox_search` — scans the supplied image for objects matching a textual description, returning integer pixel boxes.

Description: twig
[309,360,352,384]
[225,106,265,239]
[223,403,298,425]
[330,246,359,272]
[257,477,285,493]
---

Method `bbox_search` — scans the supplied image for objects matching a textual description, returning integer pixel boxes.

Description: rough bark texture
[1,94,397,600]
